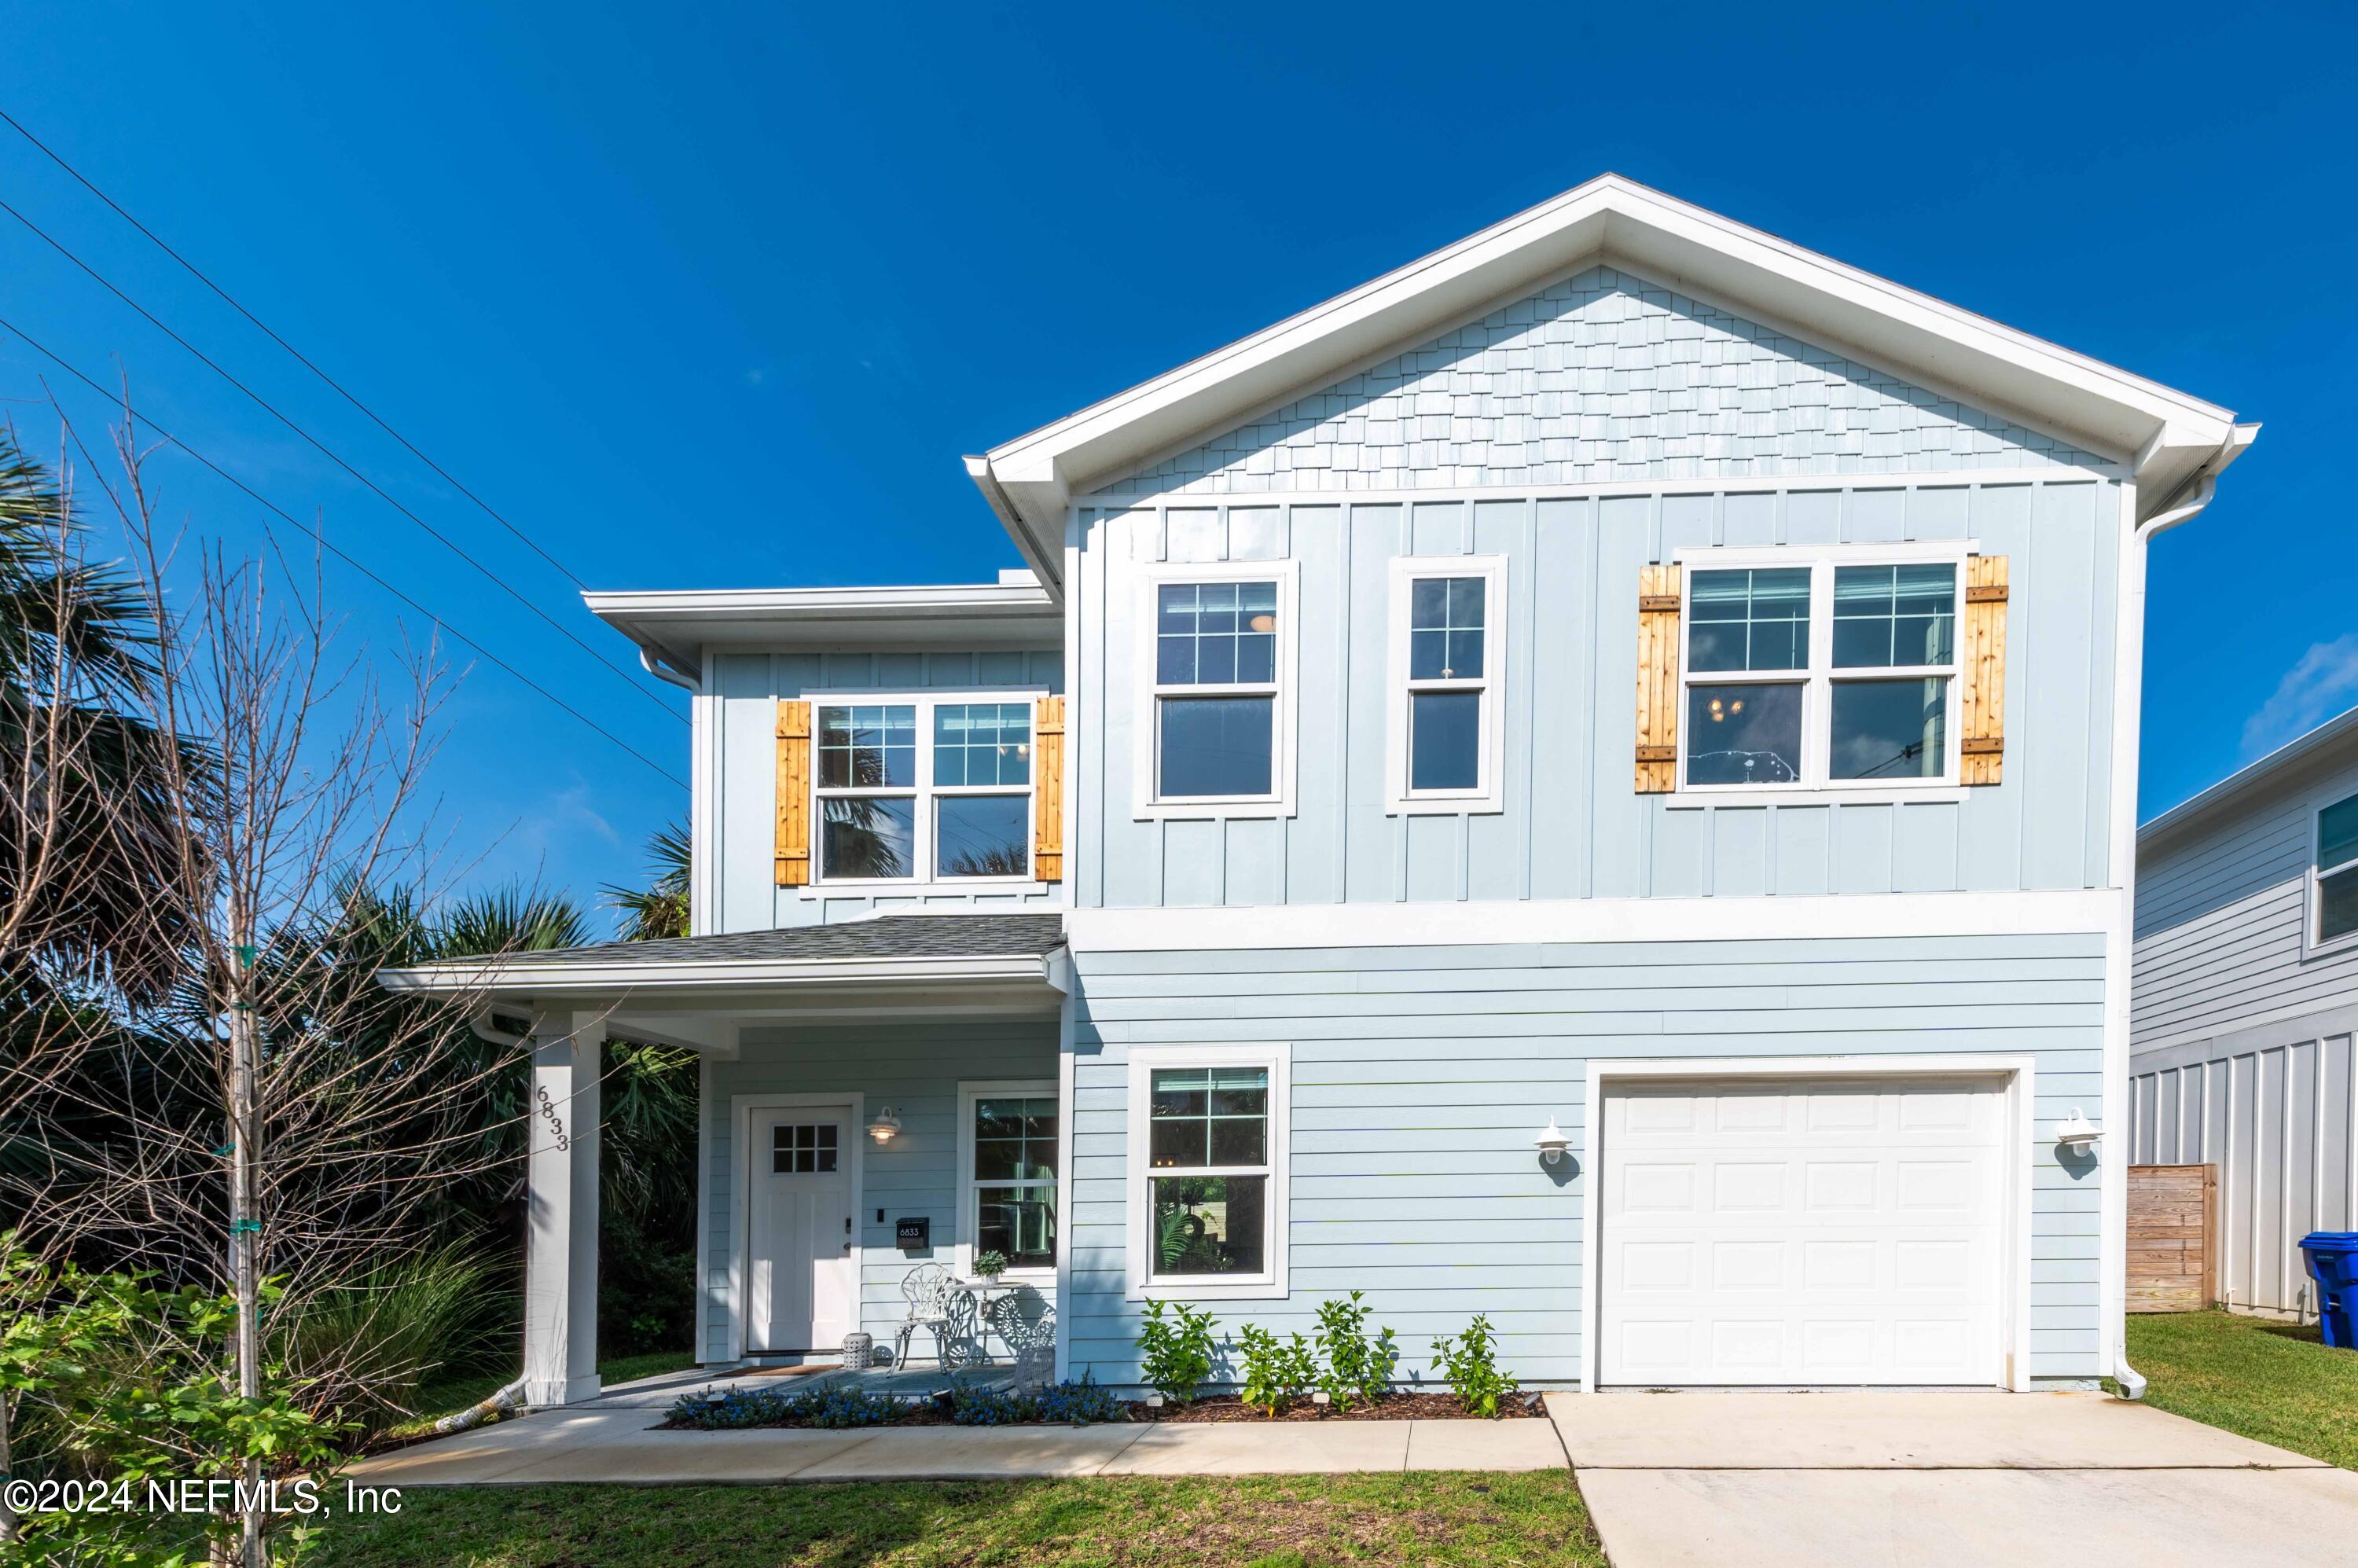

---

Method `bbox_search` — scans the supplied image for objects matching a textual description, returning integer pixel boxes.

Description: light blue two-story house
[383,176,2255,1404]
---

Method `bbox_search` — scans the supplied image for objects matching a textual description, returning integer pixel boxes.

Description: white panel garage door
[1597,1077,2007,1387]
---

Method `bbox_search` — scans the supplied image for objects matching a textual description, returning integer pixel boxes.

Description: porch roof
[374,913,1068,1023]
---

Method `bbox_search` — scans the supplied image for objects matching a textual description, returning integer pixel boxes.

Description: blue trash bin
[2297,1233,2358,1347]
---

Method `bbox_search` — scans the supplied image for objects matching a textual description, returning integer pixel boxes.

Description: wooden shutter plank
[1034,696,1065,882]
[1634,564,1681,793]
[1959,556,2008,786]
[774,700,812,887]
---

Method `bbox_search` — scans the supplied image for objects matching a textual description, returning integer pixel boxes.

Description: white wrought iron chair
[892,1262,959,1372]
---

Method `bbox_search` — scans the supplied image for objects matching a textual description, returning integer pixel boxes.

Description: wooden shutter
[1634,564,1682,793]
[1033,696,1065,882]
[1959,556,2009,786]
[774,700,812,887]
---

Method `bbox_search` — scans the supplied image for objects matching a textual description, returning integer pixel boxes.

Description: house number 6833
[535,1086,571,1152]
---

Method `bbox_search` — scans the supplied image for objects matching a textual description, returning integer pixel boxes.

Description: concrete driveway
[1551,1391,2358,1568]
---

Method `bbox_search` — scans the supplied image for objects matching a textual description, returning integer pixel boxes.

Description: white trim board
[725,1091,866,1363]
[1066,889,2117,953]
[1080,469,2110,514]
[1578,1054,2039,1394]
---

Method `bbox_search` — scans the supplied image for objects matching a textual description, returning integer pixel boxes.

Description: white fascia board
[583,582,1061,670]
[375,952,1055,998]
[977,174,2244,527]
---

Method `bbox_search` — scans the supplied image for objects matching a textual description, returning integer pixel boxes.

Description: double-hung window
[1388,556,1506,813]
[957,1082,1056,1274]
[2315,793,2358,951]
[1138,561,1298,817]
[811,693,1036,883]
[1680,551,1962,791]
[1126,1044,1291,1298]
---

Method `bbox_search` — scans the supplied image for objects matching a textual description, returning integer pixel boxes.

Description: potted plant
[971,1248,1009,1282]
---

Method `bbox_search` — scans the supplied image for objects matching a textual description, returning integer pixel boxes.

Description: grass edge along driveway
[2127,1309,2358,1470]
[300,1471,1604,1568]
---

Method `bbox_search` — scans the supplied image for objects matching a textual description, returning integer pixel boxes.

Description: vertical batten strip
[1960,555,2011,785]
[774,699,812,887]
[1634,562,1681,793]
[1034,695,1066,881]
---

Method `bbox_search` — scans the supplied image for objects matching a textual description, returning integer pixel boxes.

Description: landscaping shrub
[1431,1313,1519,1417]
[948,1379,1034,1425]
[1236,1324,1319,1416]
[1137,1299,1218,1405]
[665,1383,913,1430]
[1313,1291,1398,1410]
[1034,1371,1125,1424]
[277,1244,509,1438]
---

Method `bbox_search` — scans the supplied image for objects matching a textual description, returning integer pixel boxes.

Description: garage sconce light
[1533,1117,1570,1166]
[868,1107,902,1145]
[2054,1108,2101,1156]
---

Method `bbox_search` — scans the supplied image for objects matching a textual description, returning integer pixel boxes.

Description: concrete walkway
[1554,1391,2358,1568]
[347,1405,1567,1486]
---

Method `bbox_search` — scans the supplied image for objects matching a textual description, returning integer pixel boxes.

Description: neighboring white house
[2130,707,2358,1316]
[379,174,2257,1404]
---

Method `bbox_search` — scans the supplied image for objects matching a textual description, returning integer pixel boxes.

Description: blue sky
[4,2,2352,921]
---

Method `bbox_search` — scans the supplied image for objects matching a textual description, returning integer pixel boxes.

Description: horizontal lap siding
[1066,933,2108,1388]
[702,1021,1058,1358]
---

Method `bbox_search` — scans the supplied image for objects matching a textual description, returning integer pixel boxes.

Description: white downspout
[2106,432,2251,1400]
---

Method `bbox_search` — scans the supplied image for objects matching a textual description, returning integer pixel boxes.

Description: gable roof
[2139,707,2358,852]
[969,174,2255,593]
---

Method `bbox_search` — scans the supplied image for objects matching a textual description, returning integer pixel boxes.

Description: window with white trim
[1388,556,1505,813]
[2316,793,2358,949]
[811,692,1037,883]
[957,1082,1056,1273]
[1126,1045,1290,1298]
[1681,553,1960,791]
[1137,561,1299,817]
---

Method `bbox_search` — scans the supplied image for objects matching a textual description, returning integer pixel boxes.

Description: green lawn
[2127,1310,2358,1468]
[299,1474,1604,1568]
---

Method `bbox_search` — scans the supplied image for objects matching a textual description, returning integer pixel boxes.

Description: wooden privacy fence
[2128,1163,2217,1313]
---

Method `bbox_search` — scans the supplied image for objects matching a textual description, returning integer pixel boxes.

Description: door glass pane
[934,703,1032,787]
[1158,696,1273,798]
[772,1123,837,1175]
[1158,582,1279,686]
[817,704,916,788]
[1834,564,1956,668]
[936,795,1029,878]
[976,1184,1056,1269]
[1151,1175,1266,1276]
[1409,576,1486,679]
[1830,678,1949,780]
[1684,682,1803,785]
[2319,795,2358,871]
[1410,690,1481,791]
[2323,867,2358,943]
[1688,568,1809,672]
[821,797,914,879]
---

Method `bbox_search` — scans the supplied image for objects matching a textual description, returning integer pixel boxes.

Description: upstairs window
[1137,561,1298,817]
[1388,556,1507,813]
[811,693,1036,883]
[2318,794,2358,949]
[1681,553,1961,791]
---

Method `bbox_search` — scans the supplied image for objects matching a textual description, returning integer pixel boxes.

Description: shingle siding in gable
[1093,266,2106,498]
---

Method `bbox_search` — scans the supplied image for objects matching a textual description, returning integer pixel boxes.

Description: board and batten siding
[700,1021,1059,1359]
[1065,932,2110,1388]
[705,648,1064,931]
[1071,479,2118,912]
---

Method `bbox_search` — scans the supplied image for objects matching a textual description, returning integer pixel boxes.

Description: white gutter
[637,644,698,692]
[2103,422,2257,1400]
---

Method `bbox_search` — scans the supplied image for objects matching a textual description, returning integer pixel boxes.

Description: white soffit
[585,582,1061,671]
[972,174,2253,589]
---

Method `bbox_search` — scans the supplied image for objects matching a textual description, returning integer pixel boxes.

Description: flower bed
[660,1379,1544,1430]
[1129,1391,1544,1423]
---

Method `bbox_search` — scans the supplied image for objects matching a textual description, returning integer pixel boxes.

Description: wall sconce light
[2054,1108,2101,1156]
[868,1107,902,1145]
[1533,1117,1570,1166]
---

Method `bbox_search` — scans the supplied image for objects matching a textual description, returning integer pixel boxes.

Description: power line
[0,193,681,723]
[0,105,588,591]
[0,311,686,788]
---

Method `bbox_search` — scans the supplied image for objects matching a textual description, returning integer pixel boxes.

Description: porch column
[523,1012,603,1406]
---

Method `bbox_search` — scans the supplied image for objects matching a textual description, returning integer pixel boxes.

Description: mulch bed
[1126,1393,1544,1423]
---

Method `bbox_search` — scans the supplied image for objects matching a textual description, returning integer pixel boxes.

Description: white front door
[1598,1076,2007,1387]
[747,1107,856,1353]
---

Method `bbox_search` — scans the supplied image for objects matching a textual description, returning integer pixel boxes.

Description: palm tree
[602,824,689,942]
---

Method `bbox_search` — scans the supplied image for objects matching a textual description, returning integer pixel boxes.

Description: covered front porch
[378,912,1068,1407]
